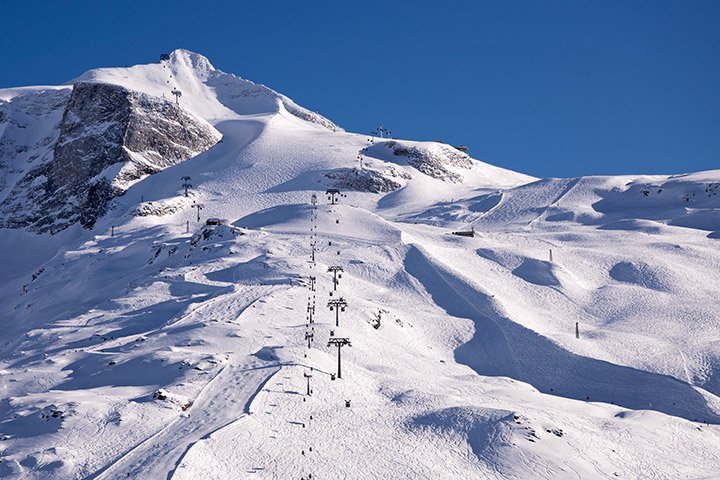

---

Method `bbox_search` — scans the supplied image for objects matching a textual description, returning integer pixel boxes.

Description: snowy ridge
[73,49,341,131]
[0,50,719,479]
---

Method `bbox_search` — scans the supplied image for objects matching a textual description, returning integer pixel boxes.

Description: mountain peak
[166,49,215,75]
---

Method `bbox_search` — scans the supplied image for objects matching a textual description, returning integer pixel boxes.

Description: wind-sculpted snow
[591,173,720,232]
[404,244,720,423]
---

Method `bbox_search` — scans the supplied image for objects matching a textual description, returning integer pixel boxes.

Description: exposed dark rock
[323,167,404,193]
[364,140,474,183]
[134,199,186,217]
[0,82,221,233]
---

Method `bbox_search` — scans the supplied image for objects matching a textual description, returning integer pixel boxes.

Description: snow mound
[407,407,513,461]
[511,258,561,286]
[609,261,673,291]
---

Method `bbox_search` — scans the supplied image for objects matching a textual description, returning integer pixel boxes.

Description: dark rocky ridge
[0,82,220,233]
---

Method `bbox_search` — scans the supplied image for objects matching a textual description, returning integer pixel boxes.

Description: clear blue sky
[2,1,718,177]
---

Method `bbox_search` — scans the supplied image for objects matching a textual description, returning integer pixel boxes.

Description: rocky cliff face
[0,82,221,233]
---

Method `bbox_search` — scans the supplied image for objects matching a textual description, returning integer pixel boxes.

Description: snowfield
[0,50,719,479]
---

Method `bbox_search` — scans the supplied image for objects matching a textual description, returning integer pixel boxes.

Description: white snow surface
[1,50,719,479]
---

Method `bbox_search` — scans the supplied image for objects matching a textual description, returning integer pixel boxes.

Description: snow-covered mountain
[0,49,719,479]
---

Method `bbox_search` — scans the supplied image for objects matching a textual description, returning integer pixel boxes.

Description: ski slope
[1,50,719,479]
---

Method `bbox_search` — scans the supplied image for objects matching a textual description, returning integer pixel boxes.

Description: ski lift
[160,53,170,62]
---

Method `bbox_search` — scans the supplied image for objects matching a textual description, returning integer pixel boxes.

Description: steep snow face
[0,87,71,203]
[0,82,221,233]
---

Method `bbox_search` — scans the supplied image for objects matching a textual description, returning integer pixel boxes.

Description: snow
[1,49,719,479]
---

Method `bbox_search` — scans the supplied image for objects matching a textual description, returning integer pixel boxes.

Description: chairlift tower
[327,297,348,327]
[327,266,343,291]
[171,88,182,105]
[327,338,351,379]
[357,153,364,170]
[308,275,316,292]
[305,331,314,348]
[181,176,192,197]
[304,369,313,396]
[192,203,204,222]
[310,193,318,206]
[307,303,315,324]
[372,124,392,139]
[326,189,344,205]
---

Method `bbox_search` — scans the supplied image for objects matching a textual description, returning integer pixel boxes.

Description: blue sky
[2,1,718,177]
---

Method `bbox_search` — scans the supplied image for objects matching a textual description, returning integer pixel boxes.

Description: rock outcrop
[323,167,406,193]
[363,140,474,183]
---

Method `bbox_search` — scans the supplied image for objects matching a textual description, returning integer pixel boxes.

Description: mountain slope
[0,50,719,479]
